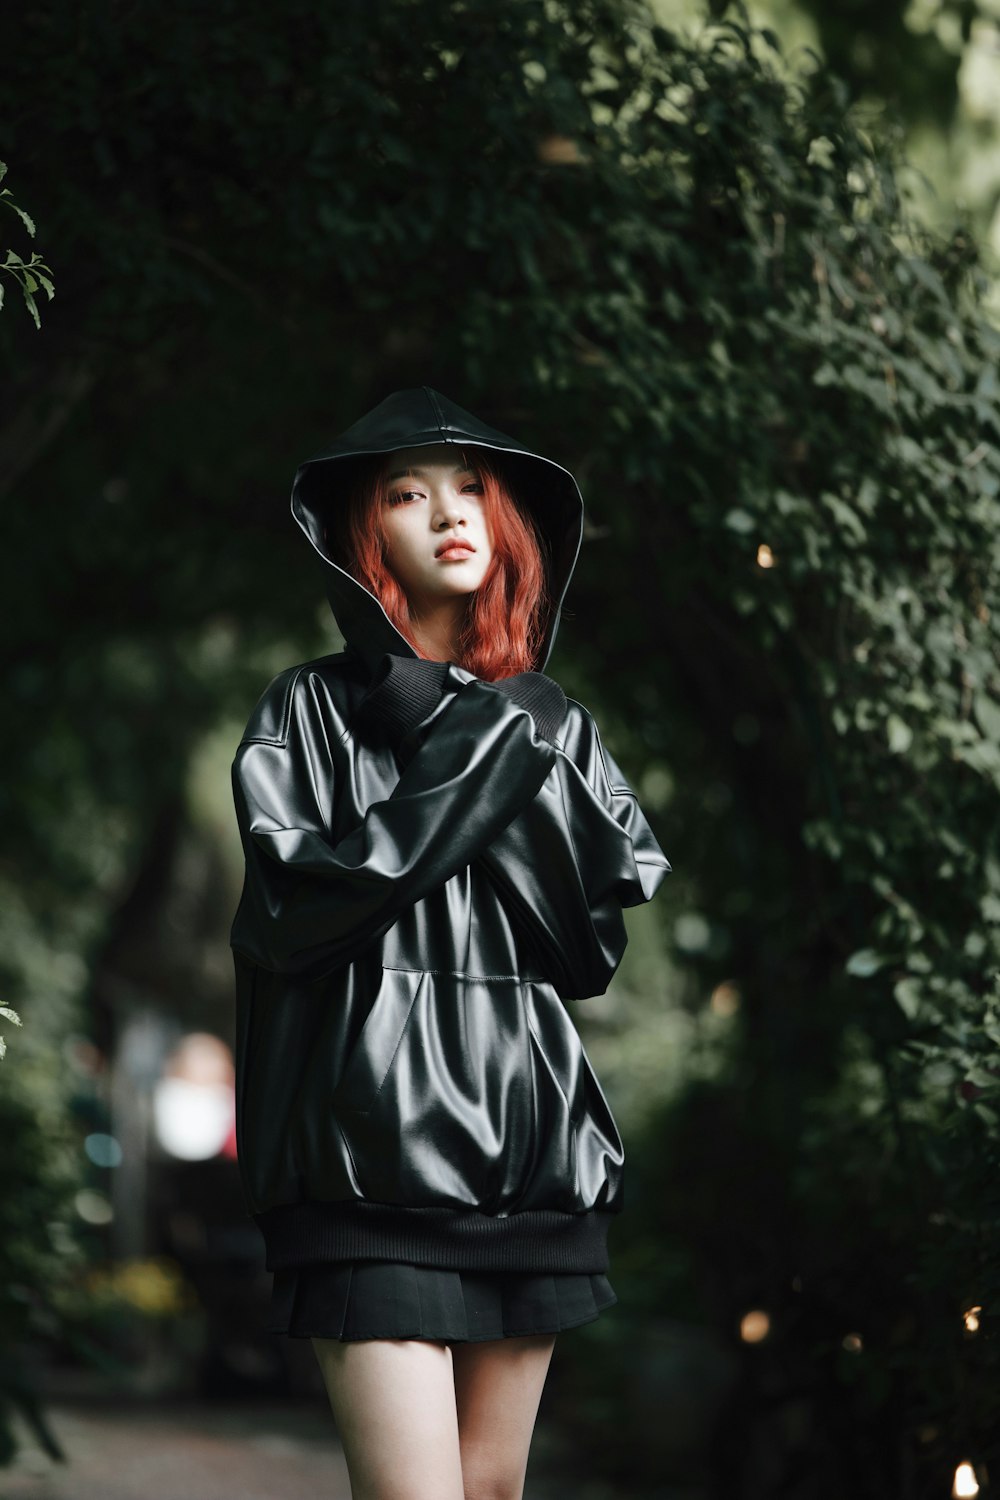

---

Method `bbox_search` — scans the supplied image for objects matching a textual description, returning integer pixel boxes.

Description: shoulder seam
[562,696,635,798]
[240,655,359,749]
[240,664,308,748]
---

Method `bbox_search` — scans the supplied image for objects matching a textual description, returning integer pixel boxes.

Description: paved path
[0,1396,570,1500]
[1,1399,353,1500]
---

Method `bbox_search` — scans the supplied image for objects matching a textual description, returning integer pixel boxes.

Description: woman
[229,386,671,1500]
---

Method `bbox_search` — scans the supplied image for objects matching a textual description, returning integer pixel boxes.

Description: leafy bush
[0,161,55,327]
[0,1072,80,1465]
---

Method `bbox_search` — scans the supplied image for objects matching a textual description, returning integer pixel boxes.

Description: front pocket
[332,967,421,1115]
[333,968,539,1211]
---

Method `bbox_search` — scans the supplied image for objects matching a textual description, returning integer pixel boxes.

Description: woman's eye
[388,480,481,505]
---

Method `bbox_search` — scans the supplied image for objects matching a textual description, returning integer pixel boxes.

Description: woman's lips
[436,545,475,560]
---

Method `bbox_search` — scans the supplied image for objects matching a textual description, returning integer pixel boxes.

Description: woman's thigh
[311,1335,465,1500]
[450,1333,557,1500]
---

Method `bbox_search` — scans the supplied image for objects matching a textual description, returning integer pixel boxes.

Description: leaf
[894,978,921,1018]
[846,948,885,977]
[907,256,948,305]
[724,508,755,534]
[957,739,1000,778]
[807,136,835,171]
[0,1006,22,1025]
[887,715,912,754]
[21,282,40,329]
[975,693,1000,743]
[820,491,866,544]
[4,201,36,237]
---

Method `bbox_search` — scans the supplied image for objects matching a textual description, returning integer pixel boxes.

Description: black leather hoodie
[229,387,672,1275]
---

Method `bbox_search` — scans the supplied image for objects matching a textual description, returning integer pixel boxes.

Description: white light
[954,1460,980,1498]
[152,1078,234,1161]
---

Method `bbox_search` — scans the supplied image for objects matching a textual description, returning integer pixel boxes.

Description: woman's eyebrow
[387,462,476,480]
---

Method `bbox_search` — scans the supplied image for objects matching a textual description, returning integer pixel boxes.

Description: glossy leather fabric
[229,387,672,1274]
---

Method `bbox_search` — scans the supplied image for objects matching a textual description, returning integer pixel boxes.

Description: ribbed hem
[361,655,450,740]
[255,1200,617,1274]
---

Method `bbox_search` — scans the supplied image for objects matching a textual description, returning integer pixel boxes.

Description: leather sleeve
[474,700,671,1001]
[230,664,557,980]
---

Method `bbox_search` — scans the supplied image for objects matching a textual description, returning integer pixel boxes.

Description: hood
[290,386,584,676]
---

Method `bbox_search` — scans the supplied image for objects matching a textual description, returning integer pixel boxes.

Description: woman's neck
[408,596,467,663]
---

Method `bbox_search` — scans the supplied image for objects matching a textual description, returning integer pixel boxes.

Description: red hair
[324,450,553,681]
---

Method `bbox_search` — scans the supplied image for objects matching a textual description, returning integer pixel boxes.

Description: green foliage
[770,0,973,129]
[0,1071,81,1466]
[0,162,55,328]
[0,1004,22,1060]
[1,0,999,1487]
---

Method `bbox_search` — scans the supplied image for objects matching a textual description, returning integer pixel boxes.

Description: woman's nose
[433,491,467,527]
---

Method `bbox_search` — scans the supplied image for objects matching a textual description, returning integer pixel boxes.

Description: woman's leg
[312,1335,465,1500]
[450,1333,557,1500]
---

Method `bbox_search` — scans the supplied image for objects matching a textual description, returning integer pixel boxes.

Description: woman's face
[380,444,495,609]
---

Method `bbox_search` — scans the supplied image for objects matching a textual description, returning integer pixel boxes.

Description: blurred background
[2,0,1000,1496]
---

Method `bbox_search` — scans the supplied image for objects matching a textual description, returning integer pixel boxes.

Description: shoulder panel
[560,697,636,800]
[239,652,355,748]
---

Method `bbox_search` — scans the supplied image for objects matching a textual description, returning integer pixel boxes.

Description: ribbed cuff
[255,1201,617,1274]
[492,672,567,745]
[360,655,450,742]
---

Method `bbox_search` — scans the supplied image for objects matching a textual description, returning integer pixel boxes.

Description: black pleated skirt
[267,1260,618,1343]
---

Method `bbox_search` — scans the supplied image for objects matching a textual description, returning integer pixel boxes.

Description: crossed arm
[230,662,670,995]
